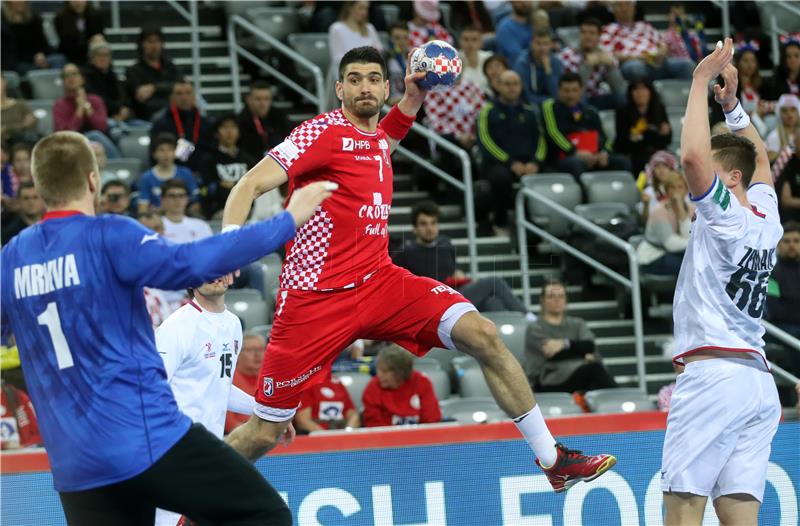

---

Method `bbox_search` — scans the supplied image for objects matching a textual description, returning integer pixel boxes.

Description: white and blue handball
[409,40,463,90]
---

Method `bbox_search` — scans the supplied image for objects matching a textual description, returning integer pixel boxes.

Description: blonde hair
[2,1,32,23]
[31,132,98,207]
[662,171,687,192]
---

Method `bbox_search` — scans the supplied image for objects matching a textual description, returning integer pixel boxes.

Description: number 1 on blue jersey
[37,301,75,369]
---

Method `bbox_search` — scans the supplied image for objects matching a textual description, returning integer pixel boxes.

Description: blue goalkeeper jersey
[0,210,295,491]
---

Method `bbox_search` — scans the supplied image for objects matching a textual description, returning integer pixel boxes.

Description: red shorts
[254,264,472,416]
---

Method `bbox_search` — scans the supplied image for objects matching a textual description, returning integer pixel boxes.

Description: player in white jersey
[661,38,783,526]
[154,278,292,526]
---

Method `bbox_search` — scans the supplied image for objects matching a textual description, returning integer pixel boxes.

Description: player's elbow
[680,150,705,175]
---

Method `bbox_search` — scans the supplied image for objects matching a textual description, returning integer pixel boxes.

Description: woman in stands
[614,77,672,175]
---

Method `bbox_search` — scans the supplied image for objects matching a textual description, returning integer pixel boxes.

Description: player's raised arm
[380,49,428,153]
[714,63,773,188]
[680,38,735,197]
[222,155,289,228]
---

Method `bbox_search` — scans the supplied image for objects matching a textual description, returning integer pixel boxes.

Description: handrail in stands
[768,2,800,69]
[227,15,326,115]
[515,188,647,392]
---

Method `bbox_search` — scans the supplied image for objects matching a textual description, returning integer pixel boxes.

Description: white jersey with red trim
[672,179,783,368]
[267,109,394,291]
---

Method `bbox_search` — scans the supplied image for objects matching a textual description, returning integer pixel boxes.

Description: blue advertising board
[3,423,798,525]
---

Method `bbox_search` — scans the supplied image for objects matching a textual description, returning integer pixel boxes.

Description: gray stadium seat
[249,7,300,45]
[599,109,616,144]
[208,220,222,233]
[521,173,583,237]
[421,369,451,400]
[584,387,655,413]
[334,371,373,412]
[458,366,491,398]
[556,26,581,50]
[414,357,443,374]
[261,252,283,304]
[534,392,584,417]
[481,311,527,363]
[667,109,684,150]
[248,324,272,341]
[27,68,63,100]
[378,4,400,26]
[579,171,639,209]
[119,131,151,165]
[3,71,22,98]
[440,397,505,424]
[105,158,143,185]
[574,203,631,229]
[287,33,330,81]
[27,99,54,135]
[226,289,272,330]
[426,347,460,384]
[654,79,691,111]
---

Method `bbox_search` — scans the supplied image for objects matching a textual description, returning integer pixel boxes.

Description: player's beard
[348,96,380,119]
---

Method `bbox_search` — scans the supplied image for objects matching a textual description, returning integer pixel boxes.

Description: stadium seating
[653,79,692,110]
[574,202,632,226]
[119,131,151,165]
[334,371,372,412]
[584,387,655,413]
[667,109,684,151]
[556,26,581,50]
[422,369,452,401]
[226,288,272,330]
[457,366,491,398]
[27,99,55,136]
[248,324,272,341]
[378,4,400,26]
[481,311,527,363]
[521,173,583,238]
[249,7,300,45]
[426,347,461,385]
[598,109,616,144]
[440,397,505,424]
[26,69,62,100]
[286,33,330,82]
[261,253,283,303]
[3,71,22,98]
[105,158,143,185]
[534,392,584,417]
[579,171,639,209]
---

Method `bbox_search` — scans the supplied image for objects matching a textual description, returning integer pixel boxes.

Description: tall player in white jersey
[153,278,293,526]
[662,38,783,525]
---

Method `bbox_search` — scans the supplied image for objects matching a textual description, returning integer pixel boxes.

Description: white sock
[513,404,557,467]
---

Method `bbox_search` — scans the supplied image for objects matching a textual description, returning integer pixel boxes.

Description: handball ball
[409,40,462,90]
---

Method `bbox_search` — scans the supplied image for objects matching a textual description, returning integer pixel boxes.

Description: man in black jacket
[477,70,547,231]
[125,28,183,120]
[236,81,290,160]
[84,40,132,123]
[542,72,631,177]
[767,222,800,338]
[150,80,214,171]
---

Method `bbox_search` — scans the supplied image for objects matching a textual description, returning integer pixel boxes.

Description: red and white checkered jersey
[408,20,453,49]
[423,81,485,137]
[267,109,394,291]
[663,27,701,61]
[600,21,664,59]
[559,47,616,97]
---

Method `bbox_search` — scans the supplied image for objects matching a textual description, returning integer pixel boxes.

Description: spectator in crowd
[2,143,33,204]
[137,133,200,214]
[512,30,564,105]
[636,149,680,222]
[459,25,493,94]
[125,27,182,120]
[477,70,546,231]
[767,222,800,339]
[559,17,626,110]
[236,81,290,160]
[393,201,535,318]
[524,280,617,392]
[614,77,671,175]
[150,80,214,170]
[600,0,693,81]
[385,22,411,104]
[83,39,136,126]
[1,181,44,245]
[159,179,212,244]
[662,3,705,67]
[448,0,494,34]
[200,114,257,218]
[308,0,386,33]
[1,76,37,145]
[89,141,117,185]
[779,134,800,222]
[54,0,104,66]
[407,0,453,49]
[99,179,132,216]
[723,43,772,137]
[224,332,269,435]
[1,378,42,449]
[635,172,693,276]
[294,371,360,433]
[767,94,800,173]
[0,0,65,74]
[483,54,510,97]
[53,63,121,159]
[423,75,485,153]
[542,72,631,177]
[137,211,175,330]
[362,345,442,427]
[768,40,800,99]
[494,0,533,62]
[329,1,383,81]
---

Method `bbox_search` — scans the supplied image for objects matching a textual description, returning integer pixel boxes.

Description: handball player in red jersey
[221,46,616,492]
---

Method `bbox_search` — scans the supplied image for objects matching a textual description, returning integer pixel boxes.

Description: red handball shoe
[535,442,617,493]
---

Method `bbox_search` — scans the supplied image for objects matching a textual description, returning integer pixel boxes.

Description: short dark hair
[248,80,271,93]
[213,114,238,133]
[559,72,582,86]
[581,17,603,30]
[482,54,508,77]
[137,27,163,52]
[388,21,409,34]
[101,179,130,195]
[540,278,567,306]
[710,133,757,188]
[460,24,482,34]
[161,178,189,195]
[783,220,800,235]
[338,46,387,81]
[411,200,440,226]
[152,132,177,151]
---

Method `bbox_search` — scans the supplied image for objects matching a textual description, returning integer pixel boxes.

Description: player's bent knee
[456,314,504,359]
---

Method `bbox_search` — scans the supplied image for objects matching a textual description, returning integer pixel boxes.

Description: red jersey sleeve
[417,374,442,424]
[361,378,390,427]
[266,118,333,179]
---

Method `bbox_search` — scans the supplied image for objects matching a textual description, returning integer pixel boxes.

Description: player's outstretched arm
[222,155,289,228]
[714,63,773,188]
[681,38,734,197]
